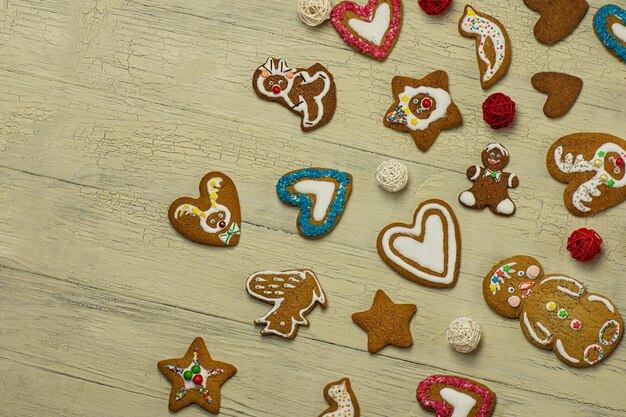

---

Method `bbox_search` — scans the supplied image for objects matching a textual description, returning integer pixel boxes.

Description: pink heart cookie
[331,0,403,61]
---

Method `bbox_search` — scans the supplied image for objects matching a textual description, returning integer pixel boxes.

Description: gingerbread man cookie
[253,57,337,131]
[484,255,623,368]
[319,378,360,417]
[459,143,519,216]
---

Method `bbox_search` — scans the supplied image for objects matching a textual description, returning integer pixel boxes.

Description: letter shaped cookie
[483,255,623,368]
[459,143,519,216]
[458,5,511,89]
[246,270,327,339]
[319,378,360,417]
[547,133,626,216]
[417,375,496,417]
[252,57,337,131]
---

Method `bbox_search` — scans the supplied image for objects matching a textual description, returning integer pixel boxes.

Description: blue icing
[594,5,626,63]
[276,168,352,238]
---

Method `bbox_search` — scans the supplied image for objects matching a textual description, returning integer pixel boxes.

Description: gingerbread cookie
[157,337,237,413]
[169,172,241,246]
[484,255,623,368]
[417,375,496,417]
[276,168,353,239]
[594,5,626,63]
[331,0,402,61]
[253,57,337,131]
[246,270,326,339]
[459,143,519,216]
[524,0,588,45]
[458,5,511,89]
[352,290,416,353]
[377,199,461,288]
[547,133,626,216]
[319,378,360,417]
[383,71,463,152]
[531,72,583,118]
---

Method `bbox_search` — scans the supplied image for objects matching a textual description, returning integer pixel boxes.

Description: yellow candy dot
[546,302,556,312]
[594,159,602,167]
[600,174,608,182]
[401,96,408,103]
[192,207,200,214]
[411,118,418,126]
[404,107,411,114]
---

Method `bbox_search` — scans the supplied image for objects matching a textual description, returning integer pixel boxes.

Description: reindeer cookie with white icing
[252,57,336,132]
[168,172,241,246]
[458,5,511,89]
[484,255,623,368]
[547,133,626,216]
[319,378,360,417]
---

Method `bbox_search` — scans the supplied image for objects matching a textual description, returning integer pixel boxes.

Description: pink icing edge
[330,0,402,60]
[417,375,495,417]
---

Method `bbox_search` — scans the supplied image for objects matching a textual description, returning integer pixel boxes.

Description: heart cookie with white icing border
[594,5,626,63]
[377,199,461,288]
[276,168,353,239]
[331,0,402,61]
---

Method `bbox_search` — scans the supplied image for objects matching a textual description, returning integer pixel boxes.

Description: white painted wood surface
[0,0,625,416]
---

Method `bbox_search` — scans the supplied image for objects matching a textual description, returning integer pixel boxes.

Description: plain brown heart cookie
[532,72,583,118]
[523,0,588,45]
[168,172,241,246]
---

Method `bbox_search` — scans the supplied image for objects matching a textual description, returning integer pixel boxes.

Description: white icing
[393,215,444,273]
[173,177,232,234]
[460,7,507,82]
[394,86,452,131]
[523,311,552,345]
[495,198,514,214]
[321,380,356,417]
[380,201,458,285]
[469,166,481,181]
[507,173,516,187]
[348,2,390,46]
[256,57,332,128]
[293,180,336,222]
[484,143,508,156]
[540,276,584,297]
[439,388,477,417]
[246,270,326,338]
[459,190,475,206]
[556,339,580,364]
[612,23,626,43]
[588,295,615,313]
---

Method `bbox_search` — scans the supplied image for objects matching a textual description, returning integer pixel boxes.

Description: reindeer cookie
[417,375,497,417]
[168,172,241,246]
[459,143,519,216]
[383,71,463,152]
[319,378,360,417]
[246,270,327,339]
[252,57,336,132]
[459,5,511,89]
[547,133,626,216]
[484,255,623,368]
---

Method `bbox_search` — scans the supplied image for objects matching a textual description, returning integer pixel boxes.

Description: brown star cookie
[352,290,417,353]
[531,72,583,118]
[383,71,462,152]
[524,0,588,45]
[157,337,237,414]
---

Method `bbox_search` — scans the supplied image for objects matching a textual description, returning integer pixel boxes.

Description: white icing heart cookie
[377,199,461,288]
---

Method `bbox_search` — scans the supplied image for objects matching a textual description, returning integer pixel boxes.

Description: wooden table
[0,0,624,415]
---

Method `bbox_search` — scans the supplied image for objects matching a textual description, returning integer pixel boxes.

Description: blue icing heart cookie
[276,168,353,238]
[594,5,626,63]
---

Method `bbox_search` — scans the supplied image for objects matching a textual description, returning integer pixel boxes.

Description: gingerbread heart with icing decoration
[331,0,402,61]
[168,172,241,246]
[594,5,626,63]
[484,255,623,368]
[377,199,461,288]
[417,375,497,417]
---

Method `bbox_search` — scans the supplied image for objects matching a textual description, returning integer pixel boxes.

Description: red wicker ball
[567,228,603,262]
[418,0,453,15]
[482,93,516,129]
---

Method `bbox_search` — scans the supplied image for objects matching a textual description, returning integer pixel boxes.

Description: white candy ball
[376,159,409,192]
[297,0,331,26]
[446,317,482,353]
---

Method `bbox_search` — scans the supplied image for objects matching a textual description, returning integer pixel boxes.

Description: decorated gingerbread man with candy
[483,255,623,368]
[459,143,519,216]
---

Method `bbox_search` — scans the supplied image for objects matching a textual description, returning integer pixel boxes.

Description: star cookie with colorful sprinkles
[157,337,237,413]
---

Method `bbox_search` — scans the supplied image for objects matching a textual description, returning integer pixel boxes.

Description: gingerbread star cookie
[157,337,237,413]
[352,290,416,353]
[383,71,462,152]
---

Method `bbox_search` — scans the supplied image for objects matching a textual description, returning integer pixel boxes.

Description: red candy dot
[417,0,452,15]
[616,158,624,167]
[482,93,516,130]
[422,98,432,108]
[567,228,602,262]
[271,85,281,94]
[192,374,204,385]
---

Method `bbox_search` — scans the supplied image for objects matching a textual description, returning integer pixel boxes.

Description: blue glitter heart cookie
[276,168,353,239]
[594,5,626,63]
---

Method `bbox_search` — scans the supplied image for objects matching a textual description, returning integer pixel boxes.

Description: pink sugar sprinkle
[416,375,495,417]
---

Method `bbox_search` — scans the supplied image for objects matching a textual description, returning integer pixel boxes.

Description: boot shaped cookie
[252,57,336,132]
[459,143,519,216]
[483,255,623,368]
